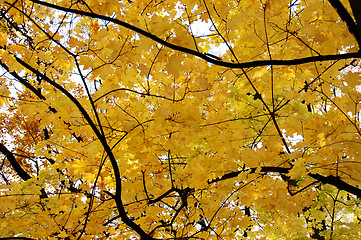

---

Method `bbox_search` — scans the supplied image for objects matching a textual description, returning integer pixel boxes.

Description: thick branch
[209,167,361,198]
[328,0,361,48]
[349,0,361,38]
[308,173,361,198]
[13,54,154,240]
[28,0,361,69]
[0,61,45,100]
[207,166,291,184]
[0,142,31,181]
[0,144,49,198]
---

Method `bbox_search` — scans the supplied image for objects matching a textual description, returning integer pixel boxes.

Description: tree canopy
[0,0,361,239]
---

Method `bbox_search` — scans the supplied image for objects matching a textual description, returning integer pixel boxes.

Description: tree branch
[327,0,361,48]
[0,142,31,181]
[0,61,45,100]
[348,0,361,41]
[12,49,155,240]
[207,166,291,184]
[209,166,361,198]
[27,0,361,69]
[308,173,361,198]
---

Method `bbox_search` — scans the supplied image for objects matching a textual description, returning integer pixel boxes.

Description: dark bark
[308,173,361,198]
[0,61,45,100]
[349,0,361,39]
[0,142,31,181]
[29,0,361,69]
[209,167,361,198]
[14,46,155,240]
[328,0,361,48]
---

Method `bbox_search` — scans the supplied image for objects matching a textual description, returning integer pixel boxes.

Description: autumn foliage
[1,0,361,239]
